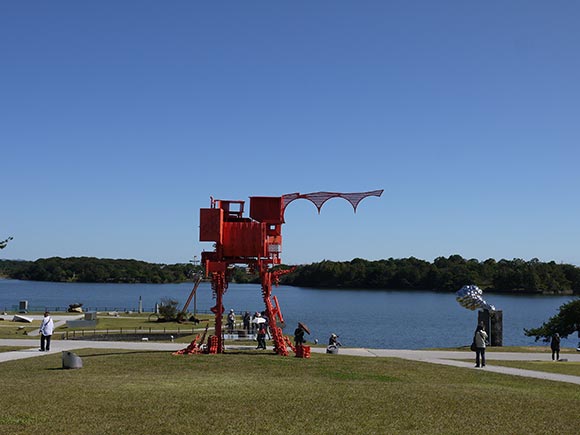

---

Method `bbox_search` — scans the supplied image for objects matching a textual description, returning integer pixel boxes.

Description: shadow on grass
[78,350,162,358]
[43,349,291,371]
[223,350,281,356]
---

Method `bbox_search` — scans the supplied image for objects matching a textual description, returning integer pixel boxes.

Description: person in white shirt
[39,311,54,351]
[227,309,235,334]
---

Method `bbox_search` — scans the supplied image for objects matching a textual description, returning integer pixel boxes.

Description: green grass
[0,311,215,340]
[485,360,580,377]
[458,359,580,376]
[439,345,578,353]
[0,346,31,353]
[79,312,209,328]
[0,325,38,339]
[486,345,578,354]
[61,313,215,344]
[0,350,578,435]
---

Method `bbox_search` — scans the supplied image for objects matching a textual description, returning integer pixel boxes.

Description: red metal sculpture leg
[209,271,226,354]
[260,269,289,356]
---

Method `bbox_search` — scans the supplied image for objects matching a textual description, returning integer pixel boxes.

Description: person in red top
[256,324,267,350]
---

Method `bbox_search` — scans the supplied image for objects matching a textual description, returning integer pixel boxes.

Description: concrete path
[1,339,579,386]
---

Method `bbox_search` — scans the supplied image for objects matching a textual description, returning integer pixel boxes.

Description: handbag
[470,334,477,351]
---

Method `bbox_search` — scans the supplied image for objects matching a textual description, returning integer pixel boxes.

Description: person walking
[261,311,271,339]
[256,324,267,350]
[39,311,54,352]
[474,324,488,368]
[242,311,251,333]
[550,332,561,361]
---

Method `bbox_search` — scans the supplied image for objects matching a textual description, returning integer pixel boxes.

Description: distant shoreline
[2,255,580,296]
[0,276,575,297]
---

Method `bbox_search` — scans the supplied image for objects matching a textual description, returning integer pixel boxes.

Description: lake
[1,279,577,350]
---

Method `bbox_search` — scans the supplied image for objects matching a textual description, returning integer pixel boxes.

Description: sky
[1,1,579,266]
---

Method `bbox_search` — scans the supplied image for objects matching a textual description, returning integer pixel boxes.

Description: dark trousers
[475,347,486,366]
[40,334,52,351]
[552,349,560,360]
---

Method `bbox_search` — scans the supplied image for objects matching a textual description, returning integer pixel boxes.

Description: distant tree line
[229,266,259,284]
[2,255,580,294]
[280,255,580,295]
[0,257,200,284]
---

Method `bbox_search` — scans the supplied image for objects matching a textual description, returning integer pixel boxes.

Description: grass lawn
[0,346,30,353]
[485,360,580,377]
[0,312,214,341]
[78,312,211,330]
[486,345,579,354]
[0,326,37,339]
[441,345,578,354]
[1,350,579,435]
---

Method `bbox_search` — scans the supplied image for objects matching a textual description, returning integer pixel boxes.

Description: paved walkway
[1,339,579,386]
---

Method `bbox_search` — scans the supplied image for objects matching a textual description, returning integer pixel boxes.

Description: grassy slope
[0,350,579,435]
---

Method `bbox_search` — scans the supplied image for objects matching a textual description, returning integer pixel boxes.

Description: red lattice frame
[282,190,383,214]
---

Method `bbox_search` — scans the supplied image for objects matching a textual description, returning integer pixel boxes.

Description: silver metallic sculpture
[456,285,496,311]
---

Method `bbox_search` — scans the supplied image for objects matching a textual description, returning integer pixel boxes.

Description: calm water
[1,279,577,350]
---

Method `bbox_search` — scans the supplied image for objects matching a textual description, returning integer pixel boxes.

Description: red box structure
[222,221,266,258]
[249,196,284,224]
[199,208,223,242]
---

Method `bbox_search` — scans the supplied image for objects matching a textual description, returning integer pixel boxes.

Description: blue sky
[1,1,579,266]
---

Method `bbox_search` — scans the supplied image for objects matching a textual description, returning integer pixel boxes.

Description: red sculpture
[197,190,382,356]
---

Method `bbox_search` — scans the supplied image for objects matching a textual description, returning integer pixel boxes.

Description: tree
[524,299,580,342]
[157,297,180,321]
